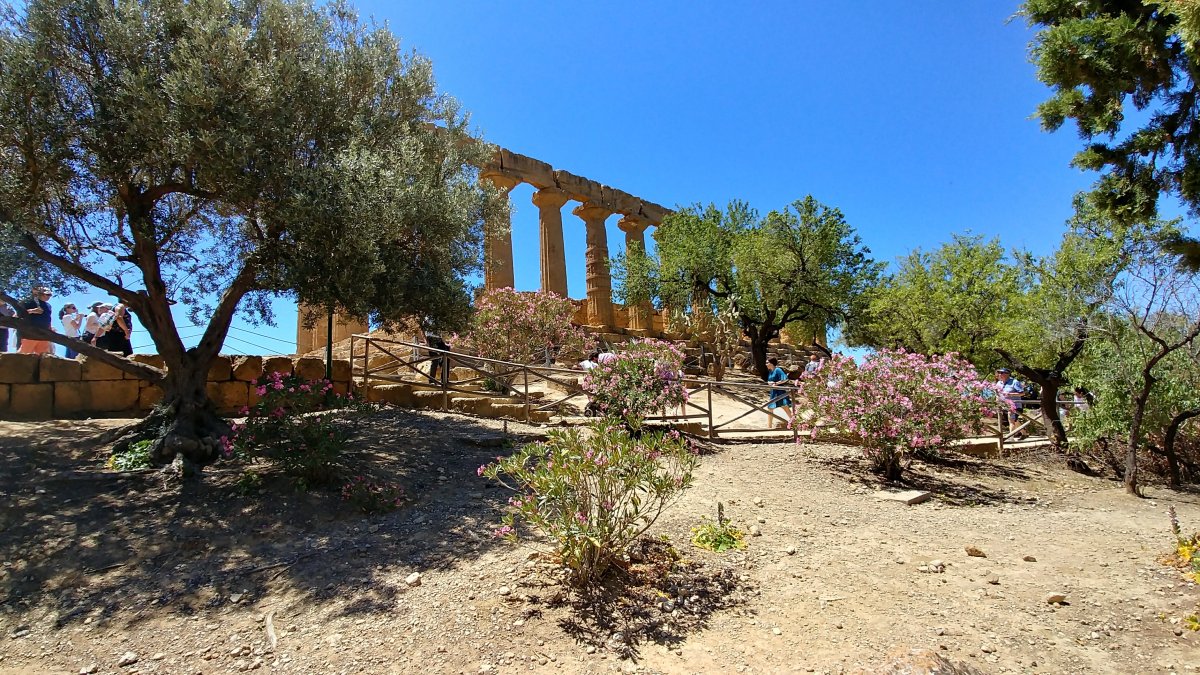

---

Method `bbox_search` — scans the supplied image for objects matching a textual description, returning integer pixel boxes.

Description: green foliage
[235,469,264,496]
[0,0,494,427]
[691,503,746,553]
[107,439,154,471]
[847,234,1020,369]
[1167,507,1200,583]
[452,288,594,383]
[341,476,405,514]
[580,339,688,432]
[1066,221,1200,491]
[621,198,880,377]
[480,423,699,585]
[1023,1,1200,225]
[228,372,360,489]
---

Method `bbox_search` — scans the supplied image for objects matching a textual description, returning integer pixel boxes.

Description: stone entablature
[479,147,672,336]
[0,353,355,420]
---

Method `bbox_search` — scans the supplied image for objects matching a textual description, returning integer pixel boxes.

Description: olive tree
[0,0,494,465]
[616,198,879,379]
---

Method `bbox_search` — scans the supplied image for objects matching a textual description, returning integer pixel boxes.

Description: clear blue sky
[39,1,1171,354]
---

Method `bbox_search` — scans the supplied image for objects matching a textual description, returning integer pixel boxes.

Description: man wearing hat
[17,286,53,354]
[995,367,1025,434]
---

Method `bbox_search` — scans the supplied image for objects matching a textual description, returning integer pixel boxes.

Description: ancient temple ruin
[297,145,674,353]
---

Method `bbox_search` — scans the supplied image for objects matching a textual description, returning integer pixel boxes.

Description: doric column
[531,188,571,297]
[573,203,614,328]
[481,171,520,290]
[617,215,652,331]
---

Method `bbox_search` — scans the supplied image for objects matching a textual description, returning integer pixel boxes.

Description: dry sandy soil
[0,408,1198,675]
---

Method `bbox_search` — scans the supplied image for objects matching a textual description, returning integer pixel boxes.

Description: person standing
[804,353,822,375]
[80,302,106,345]
[766,357,794,430]
[996,368,1025,434]
[59,303,83,358]
[96,302,133,356]
[17,287,53,355]
[0,301,13,352]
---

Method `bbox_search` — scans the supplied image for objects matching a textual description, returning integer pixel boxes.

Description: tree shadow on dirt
[813,447,1033,507]
[548,539,749,661]
[0,407,533,631]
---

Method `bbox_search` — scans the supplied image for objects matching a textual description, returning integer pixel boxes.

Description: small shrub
[1167,506,1200,583]
[452,288,595,375]
[227,371,358,488]
[235,469,263,495]
[581,339,688,432]
[107,439,153,471]
[341,476,404,513]
[481,422,699,585]
[793,349,995,481]
[691,502,746,552]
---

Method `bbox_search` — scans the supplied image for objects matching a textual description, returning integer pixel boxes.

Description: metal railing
[347,333,811,438]
[348,334,1082,449]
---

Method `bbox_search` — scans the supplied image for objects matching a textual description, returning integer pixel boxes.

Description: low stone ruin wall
[0,353,354,420]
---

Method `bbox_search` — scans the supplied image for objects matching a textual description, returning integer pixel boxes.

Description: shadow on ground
[0,407,527,631]
[549,539,749,661]
[813,446,1036,507]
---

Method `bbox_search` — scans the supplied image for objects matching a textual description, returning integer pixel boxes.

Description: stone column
[617,215,652,331]
[531,188,571,297]
[573,203,614,328]
[481,171,520,290]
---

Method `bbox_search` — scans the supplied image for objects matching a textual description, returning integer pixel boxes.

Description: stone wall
[0,353,355,420]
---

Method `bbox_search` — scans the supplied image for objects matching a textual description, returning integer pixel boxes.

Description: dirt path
[0,410,1197,674]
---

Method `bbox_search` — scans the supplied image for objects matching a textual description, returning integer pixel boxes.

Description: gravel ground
[0,409,1197,674]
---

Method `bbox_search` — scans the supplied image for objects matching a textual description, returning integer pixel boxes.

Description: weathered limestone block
[293,356,326,381]
[55,380,139,415]
[138,383,164,411]
[207,381,249,413]
[131,353,167,371]
[330,359,352,383]
[0,384,10,412]
[38,355,82,382]
[495,149,555,188]
[366,384,412,406]
[261,356,293,380]
[0,353,40,384]
[232,356,264,382]
[80,356,124,381]
[9,383,53,418]
[208,355,233,381]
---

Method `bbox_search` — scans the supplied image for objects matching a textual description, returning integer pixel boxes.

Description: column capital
[572,202,612,223]
[480,170,521,192]
[616,214,651,235]
[531,187,571,209]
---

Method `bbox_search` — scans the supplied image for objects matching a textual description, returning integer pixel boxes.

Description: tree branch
[0,316,165,382]
[193,262,259,364]
[17,233,144,311]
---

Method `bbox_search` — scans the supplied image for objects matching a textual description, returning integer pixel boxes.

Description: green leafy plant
[107,439,153,471]
[341,476,405,514]
[1167,506,1200,583]
[480,422,699,585]
[691,502,746,552]
[452,288,595,386]
[792,349,994,481]
[234,469,263,496]
[225,372,358,488]
[581,339,688,432]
